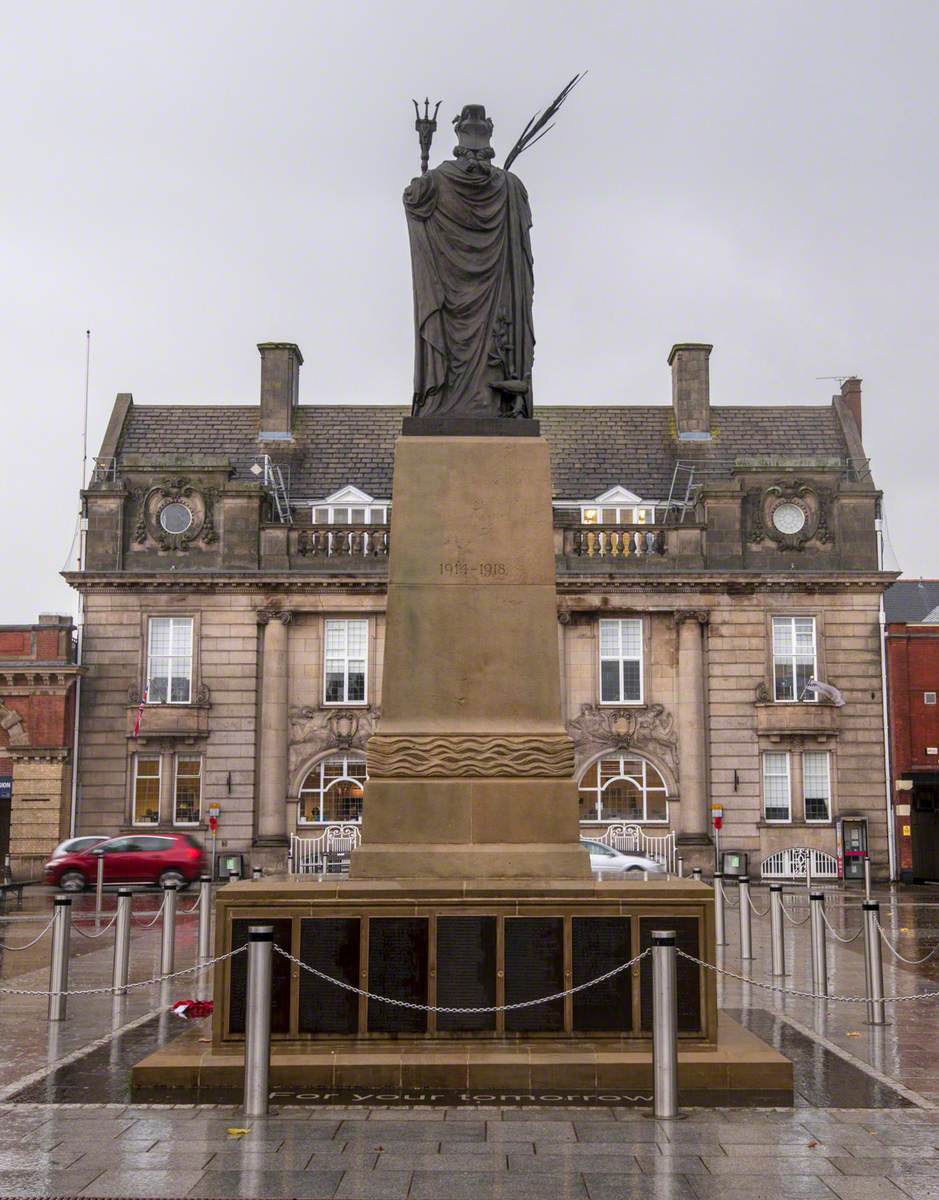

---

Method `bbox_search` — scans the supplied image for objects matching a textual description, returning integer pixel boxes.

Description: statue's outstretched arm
[403,170,438,221]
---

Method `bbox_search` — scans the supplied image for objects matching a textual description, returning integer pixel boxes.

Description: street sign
[711,803,723,831]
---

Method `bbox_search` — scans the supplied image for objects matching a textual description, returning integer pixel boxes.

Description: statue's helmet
[453,104,493,151]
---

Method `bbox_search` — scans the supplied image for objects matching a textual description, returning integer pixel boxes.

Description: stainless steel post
[243,924,274,1117]
[47,895,72,1021]
[651,930,679,1119]
[692,867,702,882]
[863,901,886,1026]
[111,888,132,996]
[252,865,263,880]
[197,875,212,962]
[806,854,812,895]
[770,884,786,977]
[677,856,684,878]
[738,875,753,960]
[864,856,872,901]
[809,892,828,997]
[94,852,105,928]
[713,871,726,946]
[160,882,177,977]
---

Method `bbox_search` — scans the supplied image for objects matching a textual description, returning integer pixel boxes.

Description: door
[912,785,939,881]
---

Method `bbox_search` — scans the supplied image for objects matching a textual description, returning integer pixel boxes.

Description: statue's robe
[404,161,534,419]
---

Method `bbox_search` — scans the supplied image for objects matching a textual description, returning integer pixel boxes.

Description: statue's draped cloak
[404,161,534,419]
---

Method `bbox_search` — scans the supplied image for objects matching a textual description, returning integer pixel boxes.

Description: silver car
[581,839,666,876]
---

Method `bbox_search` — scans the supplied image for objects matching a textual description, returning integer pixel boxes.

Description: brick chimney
[839,376,862,439]
[258,342,303,439]
[668,343,713,440]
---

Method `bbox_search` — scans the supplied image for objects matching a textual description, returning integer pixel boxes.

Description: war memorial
[133,95,792,1101]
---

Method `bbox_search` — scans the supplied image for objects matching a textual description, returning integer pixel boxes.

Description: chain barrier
[717,881,739,909]
[0,914,56,952]
[679,948,939,1004]
[746,891,770,919]
[820,908,864,944]
[0,945,244,997]
[180,891,202,916]
[275,944,651,1013]
[781,903,811,926]
[72,911,119,940]
[877,921,939,966]
[131,894,166,929]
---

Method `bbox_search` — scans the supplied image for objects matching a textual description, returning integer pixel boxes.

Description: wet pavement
[1,883,939,1198]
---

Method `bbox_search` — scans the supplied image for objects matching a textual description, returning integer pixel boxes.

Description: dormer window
[308,487,389,525]
[576,487,656,526]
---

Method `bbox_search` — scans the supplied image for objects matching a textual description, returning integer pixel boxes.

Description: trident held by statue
[413,97,441,175]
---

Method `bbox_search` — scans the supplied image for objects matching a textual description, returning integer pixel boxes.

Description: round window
[771,502,806,535]
[159,502,193,534]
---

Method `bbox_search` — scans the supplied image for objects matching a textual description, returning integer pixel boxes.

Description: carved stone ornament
[288,706,381,776]
[131,478,218,552]
[567,703,678,778]
[257,608,293,626]
[747,481,834,551]
[365,733,576,779]
[754,680,771,704]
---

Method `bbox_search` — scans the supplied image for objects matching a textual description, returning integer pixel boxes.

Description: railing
[593,823,678,873]
[91,457,117,483]
[562,526,666,559]
[289,825,362,874]
[760,847,839,880]
[296,526,389,559]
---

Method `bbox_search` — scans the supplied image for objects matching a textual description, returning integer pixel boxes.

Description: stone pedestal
[351,434,590,880]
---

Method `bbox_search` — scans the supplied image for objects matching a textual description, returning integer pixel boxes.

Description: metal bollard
[286,849,294,875]
[769,884,786,977]
[864,856,872,901]
[95,853,105,927]
[48,895,72,1021]
[738,875,753,960]
[198,875,212,962]
[809,892,828,997]
[806,854,812,895]
[651,930,680,1119]
[692,867,702,882]
[713,871,726,946]
[243,925,274,1117]
[677,856,684,878]
[160,882,178,977]
[862,901,886,1026]
[252,865,263,880]
[111,888,133,996]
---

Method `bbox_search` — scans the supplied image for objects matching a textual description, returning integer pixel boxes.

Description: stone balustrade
[296,525,390,558]
[562,525,667,559]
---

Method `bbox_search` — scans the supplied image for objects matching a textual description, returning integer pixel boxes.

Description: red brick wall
[0,631,30,657]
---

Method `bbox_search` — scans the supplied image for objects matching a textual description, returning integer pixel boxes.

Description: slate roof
[884,581,939,624]
[115,402,852,503]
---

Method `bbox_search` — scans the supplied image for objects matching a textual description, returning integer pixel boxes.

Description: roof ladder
[261,457,293,524]
[665,462,696,523]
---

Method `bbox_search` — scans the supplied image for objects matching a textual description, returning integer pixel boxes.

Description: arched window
[578,756,669,824]
[298,756,366,824]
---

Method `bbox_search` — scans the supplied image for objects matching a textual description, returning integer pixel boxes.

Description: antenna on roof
[815,375,852,384]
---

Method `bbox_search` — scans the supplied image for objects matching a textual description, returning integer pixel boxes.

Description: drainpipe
[876,515,896,881]
[68,504,87,838]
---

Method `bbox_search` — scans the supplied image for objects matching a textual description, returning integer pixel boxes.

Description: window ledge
[125,705,209,738]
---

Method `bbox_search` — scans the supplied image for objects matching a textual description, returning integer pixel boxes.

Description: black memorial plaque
[436,916,497,1032]
[228,918,292,1035]
[298,918,360,1034]
[504,917,564,1033]
[572,917,632,1032]
[367,917,429,1034]
[638,916,702,1033]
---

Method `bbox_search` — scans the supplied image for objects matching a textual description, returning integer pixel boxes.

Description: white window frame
[132,755,162,826]
[925,691,937,706]
[803,751,832,824]
[577,755,669,824]
[298,755,367,825]
[762,752,792,823]
[772,616,818,704]
[581,505,656,525]
[173,755,202,826]
[313,504,388,524]
[323,619,369,706]
[146,616,193,705]
[599,618,643,705]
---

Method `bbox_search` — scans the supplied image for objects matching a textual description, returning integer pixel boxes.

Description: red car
[44,833,206,892]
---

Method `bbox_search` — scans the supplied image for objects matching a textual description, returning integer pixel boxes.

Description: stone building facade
[68,345,895,877]
[0,616,78,873]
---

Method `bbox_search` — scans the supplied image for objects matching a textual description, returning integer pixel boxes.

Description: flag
[132,682,148,737]
[802,678,846,707]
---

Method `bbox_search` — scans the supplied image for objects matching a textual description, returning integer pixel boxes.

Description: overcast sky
[2,0,937,624]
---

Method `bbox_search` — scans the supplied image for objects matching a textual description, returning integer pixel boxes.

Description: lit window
[803,752,831,823]
[599,618,643,704]
[147,617,193,704]
[174,757,202,825]
[580,505,656,525]
[324,619,368,704]
[772,616,817,702]
[313,506,387,524]
[298,756,367,824]
[578,756,668,823]
[133,757,161,825]
[762,752,791,822]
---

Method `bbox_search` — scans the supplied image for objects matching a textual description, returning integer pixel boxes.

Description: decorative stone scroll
[567,703,678,779]
[130,477,218,551]
[747,480,834,551]
[365,733,576,779]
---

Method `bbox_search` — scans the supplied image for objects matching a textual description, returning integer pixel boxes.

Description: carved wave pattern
[367,734,576,779]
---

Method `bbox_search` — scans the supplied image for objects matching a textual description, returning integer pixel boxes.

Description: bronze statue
[405,79,582,422]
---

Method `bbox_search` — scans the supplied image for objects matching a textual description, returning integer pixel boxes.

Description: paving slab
[186,1168,344,1197]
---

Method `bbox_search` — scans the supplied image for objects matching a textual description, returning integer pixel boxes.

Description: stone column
[257,610,291,842]
[676,610,710,841]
